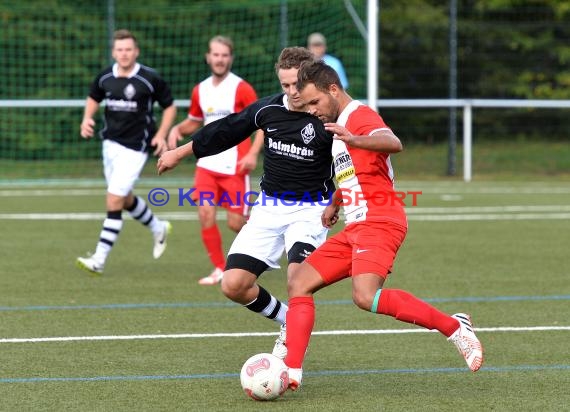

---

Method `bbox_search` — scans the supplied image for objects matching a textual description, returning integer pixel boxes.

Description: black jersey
[89,63,174,152]
[192,93,335,201]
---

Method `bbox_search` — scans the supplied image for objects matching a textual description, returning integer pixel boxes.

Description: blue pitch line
[0,295,569,312]
[0,301,238,312]
[1,364,568,384]
[319,294,570,306]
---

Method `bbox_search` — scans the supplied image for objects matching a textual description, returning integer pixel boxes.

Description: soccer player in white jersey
[168,35,264,285]
[76,29,176,275]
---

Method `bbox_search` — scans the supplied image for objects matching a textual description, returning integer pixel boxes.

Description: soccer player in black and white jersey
[158,47,334,358]
[76,29,177,275]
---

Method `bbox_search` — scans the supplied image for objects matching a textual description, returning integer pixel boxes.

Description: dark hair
[297,60,343,92]
[113,29,138,46]
[274,47,315,74]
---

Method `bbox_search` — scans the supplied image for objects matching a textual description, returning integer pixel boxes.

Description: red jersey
[333,100,407,227]
[188,72,258,175]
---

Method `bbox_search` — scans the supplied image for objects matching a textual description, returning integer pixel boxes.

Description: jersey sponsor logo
[334,152,355,183]
[267,137,314,160]
[267,128,277,132]
[205,108,232,123]
[124,83,136,100]
[301,123,316,144]
[106,99,138,112]
[335,167,355,183]
[300,249,312,258]
[356,248,369,254]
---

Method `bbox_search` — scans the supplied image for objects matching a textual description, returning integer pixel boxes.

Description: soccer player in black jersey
[76,29,177,275]
[158,47,334,358]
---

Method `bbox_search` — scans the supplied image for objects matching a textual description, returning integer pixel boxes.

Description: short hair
[297,60,343,92]
[209,35,234,55]
[274,47,315,75]
[113,29,138,46]
[307,32,326,47]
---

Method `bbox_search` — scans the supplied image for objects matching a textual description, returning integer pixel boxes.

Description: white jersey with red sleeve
[333,100,407,227]
[188,72,258,175]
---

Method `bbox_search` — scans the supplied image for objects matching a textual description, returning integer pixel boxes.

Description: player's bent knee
[286,267,313,297]
[287,275,302,297]
[220,268,257,301]
[227,219,245,233]
[197,207,215,226]
[220,277,246,301]
[352,290,374,312]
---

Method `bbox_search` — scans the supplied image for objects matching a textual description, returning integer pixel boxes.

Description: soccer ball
[240,353,289,401]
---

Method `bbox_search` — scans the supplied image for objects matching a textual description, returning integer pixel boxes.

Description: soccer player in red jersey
[283,61,483,390]
[167,36,264,285]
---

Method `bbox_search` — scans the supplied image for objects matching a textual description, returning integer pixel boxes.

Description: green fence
[1,0,569,179]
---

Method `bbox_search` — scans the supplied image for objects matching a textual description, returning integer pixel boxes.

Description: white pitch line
[2,211,570,222]
[406,205,570,214]
[2,185,570,197]
[1,326,568,344]
[4,184,570,197]
[408,213,570,221]
[0,189,104,197]
[396,183,570,194]
[0,213,108,220]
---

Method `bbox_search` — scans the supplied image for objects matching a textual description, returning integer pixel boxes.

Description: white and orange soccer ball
[240,353,289,401]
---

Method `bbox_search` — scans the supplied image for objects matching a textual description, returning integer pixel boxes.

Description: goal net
[0,0,367,180]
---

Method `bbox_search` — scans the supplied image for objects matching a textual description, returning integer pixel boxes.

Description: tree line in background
[0,0,569,162]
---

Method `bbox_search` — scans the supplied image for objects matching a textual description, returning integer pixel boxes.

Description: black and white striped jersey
[191,93,335,202]
[88,63,174,152]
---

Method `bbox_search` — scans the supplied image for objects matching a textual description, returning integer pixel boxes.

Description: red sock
[377,289,459,337]
[284,296,315,369]
[201,225,225,269]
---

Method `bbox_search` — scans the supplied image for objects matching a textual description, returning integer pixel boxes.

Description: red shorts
[306,220,407,284]
[193,167,251,216]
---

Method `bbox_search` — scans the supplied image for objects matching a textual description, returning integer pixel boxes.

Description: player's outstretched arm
[324,123,403,153]
[157,141,194,175]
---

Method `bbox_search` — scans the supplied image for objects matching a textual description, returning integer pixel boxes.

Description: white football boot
[153,221,172,259]
[448,313,484,372]
[272,323,287,359]
[198,267,224,285]
[287,367,303,391]
[76,255,104,275]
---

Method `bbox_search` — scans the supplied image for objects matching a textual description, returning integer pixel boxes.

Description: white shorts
[102,140,148,196]
[227,197,329,270]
